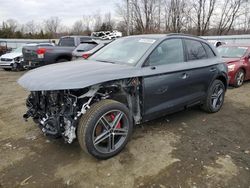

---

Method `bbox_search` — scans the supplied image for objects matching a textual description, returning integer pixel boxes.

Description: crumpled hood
[18,60,140,91]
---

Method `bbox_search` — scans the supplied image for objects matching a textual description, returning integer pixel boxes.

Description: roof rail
[167,33,203,39]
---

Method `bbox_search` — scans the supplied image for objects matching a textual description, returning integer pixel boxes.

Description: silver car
[72,39,112,59]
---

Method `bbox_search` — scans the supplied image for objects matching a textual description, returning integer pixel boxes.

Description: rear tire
[77,99,133,159]
[202,79,225,113]
[56,59,70,63]
[233,69,245,88]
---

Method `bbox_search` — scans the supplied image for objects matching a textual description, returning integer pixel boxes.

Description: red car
[217,44,250,87]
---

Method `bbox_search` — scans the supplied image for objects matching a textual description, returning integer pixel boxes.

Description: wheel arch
[92,77,142,124]
[55,55,72,62]
[216,74,228,90]
[237,67,246,77]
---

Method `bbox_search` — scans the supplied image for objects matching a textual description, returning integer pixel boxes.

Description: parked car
[22,36,97,69]
[0,46,23,71]
[0,43,54,71]
[72,39,112,59]
[217,44,250,87]
[18,34,228,159]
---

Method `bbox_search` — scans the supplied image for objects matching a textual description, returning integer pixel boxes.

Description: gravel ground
[0,70,249,188]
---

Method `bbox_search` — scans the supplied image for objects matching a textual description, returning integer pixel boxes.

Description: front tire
[77,99,133,159]
[12,62,24,71]
[202,79,225,113]
[3,68,11,71]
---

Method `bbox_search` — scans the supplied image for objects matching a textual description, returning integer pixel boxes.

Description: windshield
[217,46,247,58]
[90,37,156,65]
[12,46,23,53]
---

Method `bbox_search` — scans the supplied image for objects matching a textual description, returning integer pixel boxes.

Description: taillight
[82,54,91,59]
[36,48,47,54]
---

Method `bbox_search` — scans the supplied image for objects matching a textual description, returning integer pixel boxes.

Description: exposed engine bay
[23,78,141,144]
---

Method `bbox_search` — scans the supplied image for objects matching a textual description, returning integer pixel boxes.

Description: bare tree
[116,0,132,35]
[93,13,102,31]
[130,0,158,33]
[72,20,84,34]
[25,20,38,34]
[44,17,61,37]
[156,0,162,31]
[165,0,187,33]
[127,0,131,35]
[188,0,217,35]
[82,15,92,32]
[5,19,18,33]
[104,12,115,29]
[216,0,243,35]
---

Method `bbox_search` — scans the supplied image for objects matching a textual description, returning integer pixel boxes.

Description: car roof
[25,43,53,46]
[61,35,96,39]
[128,34,166,39]
[126,33,205,41]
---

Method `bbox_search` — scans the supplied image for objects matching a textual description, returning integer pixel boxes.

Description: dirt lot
[0,70,249,188]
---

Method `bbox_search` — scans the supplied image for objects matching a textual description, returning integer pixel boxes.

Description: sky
[0,0,121,26]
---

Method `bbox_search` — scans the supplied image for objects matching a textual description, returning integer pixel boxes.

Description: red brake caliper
[110,114,121,129]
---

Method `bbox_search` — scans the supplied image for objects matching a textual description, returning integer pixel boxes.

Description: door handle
[180,73,188,79]
[150,66,156,70]
[210,67,216,72]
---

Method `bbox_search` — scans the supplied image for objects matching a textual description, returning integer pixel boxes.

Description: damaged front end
[23,78,142,144]
[23,86,100,143]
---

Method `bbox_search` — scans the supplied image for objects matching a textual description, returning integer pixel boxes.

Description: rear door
[183,39,218,104]
[142,38,190,121]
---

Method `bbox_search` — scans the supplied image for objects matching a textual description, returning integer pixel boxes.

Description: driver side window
[148,39,184,66]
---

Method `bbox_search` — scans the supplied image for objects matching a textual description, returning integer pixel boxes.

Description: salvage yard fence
[202,35,250,44]
[1,34,250,49]
[0,38,57,49]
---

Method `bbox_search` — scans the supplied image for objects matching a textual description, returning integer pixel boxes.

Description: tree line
[0,13,115,39]
[0,0,249,39]
[117,0,249,35]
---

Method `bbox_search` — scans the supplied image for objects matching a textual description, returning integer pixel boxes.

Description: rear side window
[185,39,207,60]
[80,37,91,42]
[58,37,75,46]
[202,43,216,58]
[148,38,184,66]
[76,43,98,52]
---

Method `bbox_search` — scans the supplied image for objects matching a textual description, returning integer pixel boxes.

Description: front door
[142,38,190,121]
